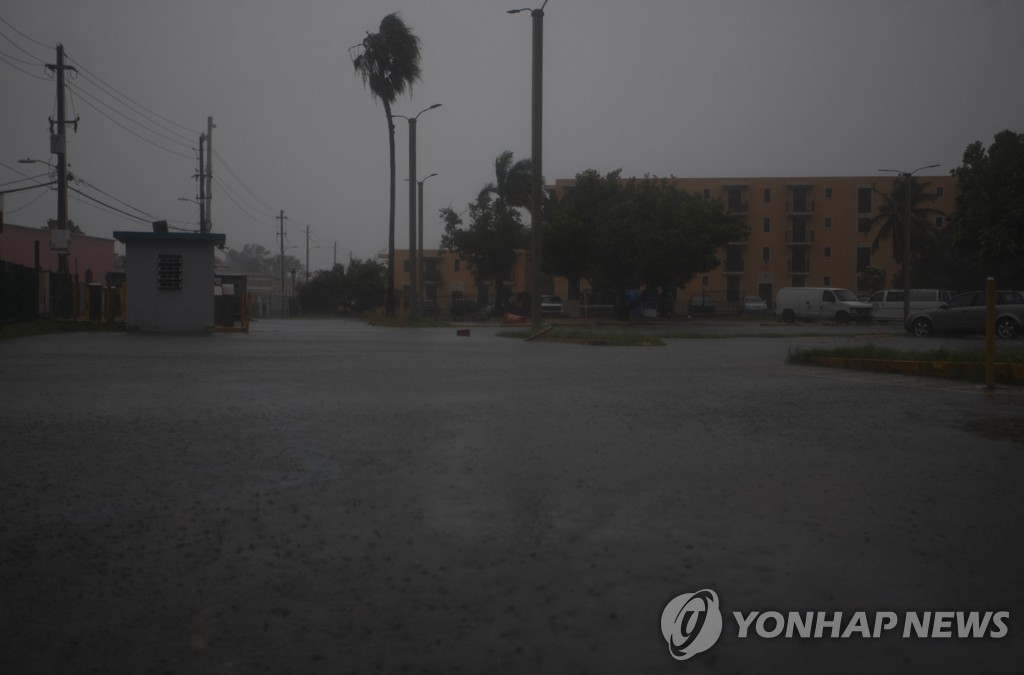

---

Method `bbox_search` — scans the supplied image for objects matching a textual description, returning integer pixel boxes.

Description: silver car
[904,290,1024,338]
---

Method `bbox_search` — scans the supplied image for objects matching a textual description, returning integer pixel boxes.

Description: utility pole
[305,225,310,283]
[205,117,215,232]
[278,210,288,316]
[198,133,206,230]
[46,44,77,275]
[334,242,338,268]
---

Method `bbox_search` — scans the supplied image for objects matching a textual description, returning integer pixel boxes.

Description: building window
[824,217,833,228]
[936,186,945,197]
[454,259,461,272]
[702,275,709,287]
[157,254,182,290]
[726,276,740,301]
[762,246,770,263]
[762,217,771,233]
[763,187,772,203]
[825,187,833,199]
[857,217,872,233]
[403,259,410,272]
[824,246,832,258]
[823,276,832,286]
[857,187,872,214]
[857,246,871,273]
[702,188,711,199]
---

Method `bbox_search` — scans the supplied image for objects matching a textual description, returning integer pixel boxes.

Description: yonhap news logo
[661,589,1010,662]
[660,589,723,660]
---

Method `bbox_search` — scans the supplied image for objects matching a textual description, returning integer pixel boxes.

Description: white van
[775,287,873,324]
[866,289,954,321]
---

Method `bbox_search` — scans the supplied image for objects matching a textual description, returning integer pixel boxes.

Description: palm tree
[352,13,422,316]
[478,151,533,311]
[869,175,944,283]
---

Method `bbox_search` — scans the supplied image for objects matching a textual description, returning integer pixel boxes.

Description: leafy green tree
[440,152,533,313]
[859,265,887,294]
[224,243,302,277]
[948,129,1024,288]
[546,170,748,318]
[868,176,944,285]
[296,257,386,314]
[351,13,422,316]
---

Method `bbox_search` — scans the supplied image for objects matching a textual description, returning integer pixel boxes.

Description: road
[1,319,1022,674]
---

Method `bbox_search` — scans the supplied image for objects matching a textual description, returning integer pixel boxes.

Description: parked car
[904,290,1024,338]
[867,288,954,321]
[775,287,873,324]
[540,295,564,317]
[688,294,715,316]
[742,295,768,313]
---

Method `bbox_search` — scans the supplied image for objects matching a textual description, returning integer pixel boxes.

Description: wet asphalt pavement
[1,319,1022,674]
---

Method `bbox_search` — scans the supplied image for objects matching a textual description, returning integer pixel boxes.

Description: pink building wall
[0,222,116,283]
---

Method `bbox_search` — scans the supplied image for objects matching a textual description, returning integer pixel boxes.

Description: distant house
[114,230,226,332]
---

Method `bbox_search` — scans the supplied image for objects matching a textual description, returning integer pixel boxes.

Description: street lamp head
[507,8,529,13]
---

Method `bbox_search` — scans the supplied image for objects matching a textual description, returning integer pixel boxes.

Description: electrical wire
[72,176,160,222]
[212,149,276,215]
[70,88,196,160]
[0,51,51,80]
[68,58,198,144]
[0,16,51,51]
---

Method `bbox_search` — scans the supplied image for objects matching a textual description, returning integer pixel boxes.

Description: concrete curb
[808,357,1024,385]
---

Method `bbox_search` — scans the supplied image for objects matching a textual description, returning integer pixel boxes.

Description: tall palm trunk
[384,100,396,316]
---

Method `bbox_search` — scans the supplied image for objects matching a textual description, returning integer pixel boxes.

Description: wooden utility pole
[47,44,77,274]
[198,133,206,230]
[278,210,287,316]
[205,117,215,232]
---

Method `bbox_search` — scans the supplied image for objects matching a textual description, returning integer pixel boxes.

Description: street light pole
[509,1,547,332]
[395,103,441,319]
[418,173,438,304]
[878,163,939,320]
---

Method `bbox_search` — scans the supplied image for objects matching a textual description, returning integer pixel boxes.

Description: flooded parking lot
[2,320,1021,673]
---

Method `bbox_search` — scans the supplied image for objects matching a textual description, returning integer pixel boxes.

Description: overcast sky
[2,0,1022,271]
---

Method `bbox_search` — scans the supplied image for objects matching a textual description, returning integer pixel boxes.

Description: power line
[212,149,276,214]
[70,83,195,153]
[70,87,196,160]
[0,16,51,51]
[72,176,160,222]
[69,60,198,144]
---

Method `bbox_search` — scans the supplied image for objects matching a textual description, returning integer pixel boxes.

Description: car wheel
[911,317,933,337]
[781,309,795,324]
[995,316,1018,339]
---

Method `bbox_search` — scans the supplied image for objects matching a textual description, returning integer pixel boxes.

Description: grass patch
[0,319,125,341]
[497,327,664,346]
[786,344,1024,365]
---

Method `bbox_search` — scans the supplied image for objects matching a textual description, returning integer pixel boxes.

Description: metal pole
[985,277,996,389]
[408,117,418,318]
[530,5,545,332]
[903,172,911,320]
[418,179,424,303]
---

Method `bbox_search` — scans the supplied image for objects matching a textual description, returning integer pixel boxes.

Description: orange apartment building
[551,175,958,313]
[390,174,957,316]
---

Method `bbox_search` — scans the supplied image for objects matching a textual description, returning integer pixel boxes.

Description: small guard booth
[114,230,226,332]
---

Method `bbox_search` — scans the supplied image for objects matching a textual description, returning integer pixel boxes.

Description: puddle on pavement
[959,416,1024,446]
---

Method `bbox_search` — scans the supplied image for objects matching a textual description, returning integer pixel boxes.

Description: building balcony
[421,269,441,284]
[786,201,816,215]
[727,201,750,214]
[723,264,744,276]
[784,229,815,245]
[788,260,811,274]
